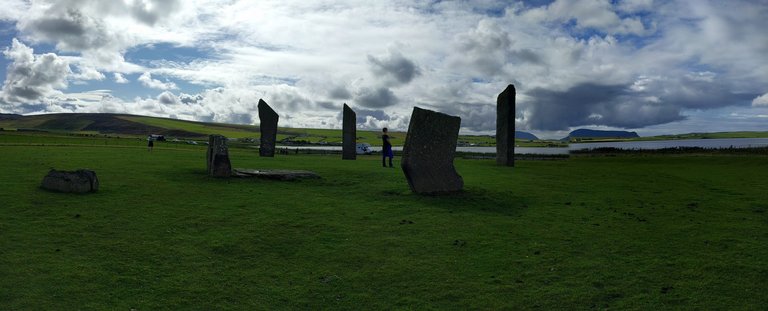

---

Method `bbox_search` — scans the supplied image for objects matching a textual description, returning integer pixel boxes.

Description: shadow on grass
[379,186,528,217]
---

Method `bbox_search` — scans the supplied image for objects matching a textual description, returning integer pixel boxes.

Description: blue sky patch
[125,42,215,66]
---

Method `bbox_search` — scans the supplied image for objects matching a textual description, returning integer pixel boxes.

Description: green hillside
[0,113,559,147]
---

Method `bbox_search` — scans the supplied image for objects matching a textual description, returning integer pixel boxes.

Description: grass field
[1,134,766,309]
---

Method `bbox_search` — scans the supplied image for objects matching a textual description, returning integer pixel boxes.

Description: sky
[0,0,766,139]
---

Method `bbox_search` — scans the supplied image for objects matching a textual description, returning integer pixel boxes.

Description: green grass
[1,135,767,309]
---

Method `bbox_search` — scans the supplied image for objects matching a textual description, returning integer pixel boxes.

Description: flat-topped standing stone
[401,107,463,194]
[258,99,279,157]
[41,169,99,193]
[342,103,356,160]
[207,134,232,177]
[496,84,516,166]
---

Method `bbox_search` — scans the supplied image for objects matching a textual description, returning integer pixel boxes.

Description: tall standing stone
[401,107,463,194]
[207,134,232,177]
[258,99,279,157]
[496,84,516,166]
[342,103,356,160]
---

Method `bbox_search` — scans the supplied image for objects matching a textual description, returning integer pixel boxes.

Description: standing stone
[342,103,356,160]
[207,134,232,177]
[41,169,99,193]
[258,99,279,157]
[496,84,516,166]
[401,107,463,194]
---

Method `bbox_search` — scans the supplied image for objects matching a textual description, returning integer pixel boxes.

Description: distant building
[148,134,165,141]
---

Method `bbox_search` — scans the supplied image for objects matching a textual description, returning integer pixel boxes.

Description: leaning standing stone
[258,99,279,157]
[41,169,99,193]
[496,84,516,167]
[401,107,464,194]
[342,103,357,160]
[207,134,232,177]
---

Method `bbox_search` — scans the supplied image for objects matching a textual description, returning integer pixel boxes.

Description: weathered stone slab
[496,84,516,166]
[258,99,279,157]
[41,169,99,193]
[207,134,232,177]
[342,103,356,160]
[233,168,321,181]
[400,107,463,194]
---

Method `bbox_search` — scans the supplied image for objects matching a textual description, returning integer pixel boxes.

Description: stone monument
[41,169,99,193]
[342,103,356,160]
[400,107,463,194]
[207,134,232,177]
[258,99,279,157]
[496,84,516,166]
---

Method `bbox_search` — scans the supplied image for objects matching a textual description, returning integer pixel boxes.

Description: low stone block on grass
[41,169,99,193]
[233,168,320,181]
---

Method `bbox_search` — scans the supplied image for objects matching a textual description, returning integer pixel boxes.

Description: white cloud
[618,0,654,13]
[0,0,27,22]
[1,0,767,134]
[113,73,129,84]
[1,39,70,106]
[138,72,177,90]
[753,93,768,107]
[521,0,652,35]
[71,65,105,82]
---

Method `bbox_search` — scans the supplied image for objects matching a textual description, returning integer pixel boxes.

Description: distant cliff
[516,131,539,140]
[563,129,639,141]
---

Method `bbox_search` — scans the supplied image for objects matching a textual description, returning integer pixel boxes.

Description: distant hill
[0,113,402,146]
[0,113,22,121]
[516,131,538,140]
[563,129,640,141]
[0,113,211,137]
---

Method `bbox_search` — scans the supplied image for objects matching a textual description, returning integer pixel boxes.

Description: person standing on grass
[147,135,154,152]
[382,127,394,168]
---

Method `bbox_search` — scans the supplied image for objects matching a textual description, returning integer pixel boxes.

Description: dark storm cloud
[24,8,110,51]
[355,87,398,108]
[328,86,352,100]
[130,0,181,26]
[509,48,544,65]
[270,90,313,112]
[356,109,391,124]
[334,106,392,124]
[316,101,339,110]
[19,0,181,52]
[651,73,757,109]
[32,10,87,36]
[524,83,684,130]
[421,102,496,132]
[367,51,420,85]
